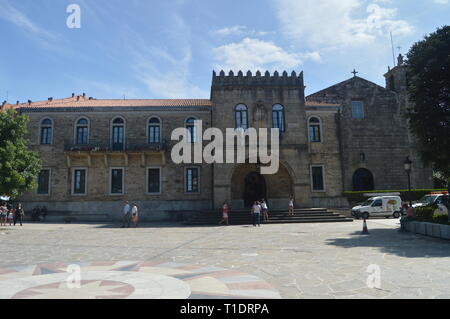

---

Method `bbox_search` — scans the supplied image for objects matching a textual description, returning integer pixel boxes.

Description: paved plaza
[1,219,450,299]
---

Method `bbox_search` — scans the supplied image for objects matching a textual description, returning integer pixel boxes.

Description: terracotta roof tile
[6,96,212,110]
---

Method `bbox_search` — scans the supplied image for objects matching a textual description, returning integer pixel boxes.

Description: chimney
[89,97,93,100]
[48,97,53,102]
[72,93,75,98]
[1,101,6,109]
[16,101,19,105]
[77,96,80,101]
[82,93,86,98]
[28,100,32,105]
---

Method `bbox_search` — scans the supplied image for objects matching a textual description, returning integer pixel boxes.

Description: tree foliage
[407,26,450,183]
[0,108,41,198]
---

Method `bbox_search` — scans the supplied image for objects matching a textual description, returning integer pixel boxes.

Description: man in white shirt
[122,201,131,228]
[252,201,261,227]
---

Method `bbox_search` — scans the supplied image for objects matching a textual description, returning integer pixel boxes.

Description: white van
[351,196,402,219]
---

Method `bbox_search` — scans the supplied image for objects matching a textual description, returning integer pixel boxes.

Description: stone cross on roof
[351,69,358,77]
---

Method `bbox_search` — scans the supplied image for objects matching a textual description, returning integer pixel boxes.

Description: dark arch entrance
[244,172,267,207]
[353,168,375,191]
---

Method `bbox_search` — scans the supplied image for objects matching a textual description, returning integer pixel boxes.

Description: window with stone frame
[309,117,322,142]
[37,169,50,195]
[112,117,125,150]
[185,167,199,193]
[73,169,87,195]
[148,117,161,144]
[75,118,89,145]
[147,168,161,194]
[351,101,365,119]
[311,166,325,191]
[40,118,53,145]
[235,104,248,130]
[272,104,285,132]
[110,168,124,195]
[186,117,197,143]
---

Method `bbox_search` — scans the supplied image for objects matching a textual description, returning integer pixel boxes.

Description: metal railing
[64,139,169,153]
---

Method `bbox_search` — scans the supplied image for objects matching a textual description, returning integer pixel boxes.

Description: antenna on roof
[390,31,396,67]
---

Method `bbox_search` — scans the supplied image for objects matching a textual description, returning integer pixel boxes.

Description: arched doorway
[353,168,374,191]
[244,172,267,207]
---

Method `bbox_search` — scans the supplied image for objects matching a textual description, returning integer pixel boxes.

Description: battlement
[211,70,304,89]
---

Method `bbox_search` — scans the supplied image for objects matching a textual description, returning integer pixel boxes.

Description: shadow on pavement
[326,228,450,258]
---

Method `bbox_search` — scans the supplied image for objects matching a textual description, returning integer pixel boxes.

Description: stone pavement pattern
[1,219,450,299]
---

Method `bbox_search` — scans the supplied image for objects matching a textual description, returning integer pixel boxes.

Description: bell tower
[384,54,408,93]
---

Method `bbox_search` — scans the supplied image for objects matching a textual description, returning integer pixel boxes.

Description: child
[288,196,294,216]
[130,203,139,228]
[219,202,229,226]
[7,208,14,226]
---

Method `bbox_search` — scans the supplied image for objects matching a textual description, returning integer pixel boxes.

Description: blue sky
[0,0,449,103]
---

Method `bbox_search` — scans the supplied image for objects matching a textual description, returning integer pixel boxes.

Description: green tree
[407,26,450,191]
[0,108,41,198]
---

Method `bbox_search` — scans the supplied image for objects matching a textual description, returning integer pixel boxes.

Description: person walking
[252,201,261,227]
[288,196,295,216]
[7,206,14,226]
[261,199,269,222]
[219,202,229,226]
[130,203,139,228]
[14,203,24,226]
[0,203,7,226]
[121,201,131,228]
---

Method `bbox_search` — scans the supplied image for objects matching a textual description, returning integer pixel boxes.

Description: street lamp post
[404,157,413,207]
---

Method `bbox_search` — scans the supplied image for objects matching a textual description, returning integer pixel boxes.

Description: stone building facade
[2,64,433,221]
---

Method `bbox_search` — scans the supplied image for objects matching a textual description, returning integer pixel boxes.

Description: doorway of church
[244,172,267,208]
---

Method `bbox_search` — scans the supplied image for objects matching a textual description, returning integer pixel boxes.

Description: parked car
[413,192,449,216]
[351,196,402,219]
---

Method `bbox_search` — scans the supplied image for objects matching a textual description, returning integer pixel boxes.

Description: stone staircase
[182,208,353,226]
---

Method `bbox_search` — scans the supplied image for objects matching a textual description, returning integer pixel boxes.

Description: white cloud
[433,0,448,4]
[0,2,60,47]
[213,37,320,71]
[274,0,413,50]
[212,25,271,37]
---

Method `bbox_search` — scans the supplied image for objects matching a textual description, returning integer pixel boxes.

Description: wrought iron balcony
[64,139,168,153]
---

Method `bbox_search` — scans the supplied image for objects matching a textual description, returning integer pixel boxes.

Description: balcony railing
[64,139,168,153]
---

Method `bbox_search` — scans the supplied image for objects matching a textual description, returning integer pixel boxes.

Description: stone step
[182,208,353,225]
[185,218,353,225]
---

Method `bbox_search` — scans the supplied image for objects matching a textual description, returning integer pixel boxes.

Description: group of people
[31,206,47,221]
[219,196,296,227]
[0,202,25,226]
[121,201,139,228]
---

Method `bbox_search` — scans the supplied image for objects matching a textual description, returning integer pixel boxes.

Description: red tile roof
[5,96,212,110]
[1,96,338,111]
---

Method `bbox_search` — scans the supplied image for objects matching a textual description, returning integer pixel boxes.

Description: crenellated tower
[210,70,312,210]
